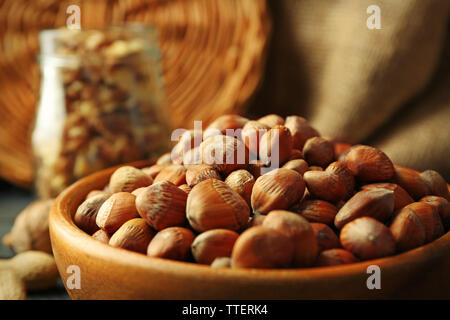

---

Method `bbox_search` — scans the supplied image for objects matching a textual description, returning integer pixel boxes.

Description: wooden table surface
[0,180,69,300]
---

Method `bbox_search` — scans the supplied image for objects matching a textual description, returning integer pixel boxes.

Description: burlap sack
[249,0,450,179]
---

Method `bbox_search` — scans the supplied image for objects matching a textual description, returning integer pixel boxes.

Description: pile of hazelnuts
[74,114,449,269]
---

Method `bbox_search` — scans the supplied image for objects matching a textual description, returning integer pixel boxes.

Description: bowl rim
[50,160,450,282]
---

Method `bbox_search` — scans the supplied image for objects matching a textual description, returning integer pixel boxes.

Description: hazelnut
[303,171,350,203]
[96,192,139,233]
[362,183,413,211]
[186,164,221,188]
[171,130,202,164]
[247,161,264,179]
[231,226,294,269]
[294,200,337,225]
[288,149,303,161]
[142,164,168,179]
[187,179,250,232]
[284,115,320,150]
[205,114,249,135]
[147,227,195,261]
[340,217,396,260]
[178,184,192,194]
[316,249,359,267]
[420,170,450,201]
[334,188,395,229]
[109,218,155,254]
[263,210,318,267]
[136,181,187,231]
[257,114,285,128]
[153,164,187,186]
[243,214,266,230]
[183,147,202,167]
[390,207,426,252]
[344,145,394,181]
[303,137,334,168]
[200,135,248,175]
[109,166,153,193]
[393,165,430,200]
[251,168,305,214]
[92,229,110,243]
[241,120,270,156]
[211,257,232,268]
[191,229,239,264]
[401,202,444,243]
[156,152,172,165]
[310,223,340,252]
[131,187,146,197]
[86,190,110,199]
[333,142,352,161]
[282,159,309,176]
[420,195,450,228]
[224,169,255,206]
[259,125,293,166]
[75,193,110,234]
[325,161,355,197]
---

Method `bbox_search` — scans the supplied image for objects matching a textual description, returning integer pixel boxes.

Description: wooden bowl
[49,162,450,299]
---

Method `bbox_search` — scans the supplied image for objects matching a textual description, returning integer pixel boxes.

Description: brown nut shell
[231,226,294,269]
[390,208,426,252]
[294,200,337,225]
[344,145,394,181]
[340,217,396,260]
[153,164,187,186]
[186,164,221,188]
[200,135,248,174]
[263,210,318,267]
[241,121,270,156]
[316,249,359,267]
[142,164,168,179]
[325,161,355,197]
[303,137,335,168]
[402,202,444,243]
[251,168,305,214]
[178,184,192,194]
[147,227,195,261]
[334,188,395,229]
[191,229,239,264]
[303,171,349,203]
[420,195,450,228]
[393,165,430,200]
[282,159,309,176]
[109,218,155,253]
[187,179,250,232]
[96,192,139,233]
[362,183,413,211]
[92,229,111,243]
[257,114,285,128]
[259,125,293,166]
[310,223,340,252]
[224,169,255,206]
[109,166,153,193]
[205,114,249,134]
[284,115,320,150]
[136,181,187,231]
[75,193,110,234]
[420,170,449,201]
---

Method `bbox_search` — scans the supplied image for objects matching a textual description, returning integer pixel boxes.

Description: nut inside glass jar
[33,26,170,199]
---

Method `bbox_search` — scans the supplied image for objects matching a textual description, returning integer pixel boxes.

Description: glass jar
[33,26,170,198]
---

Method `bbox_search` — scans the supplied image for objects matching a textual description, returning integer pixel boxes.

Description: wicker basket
[0,0,270,188]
